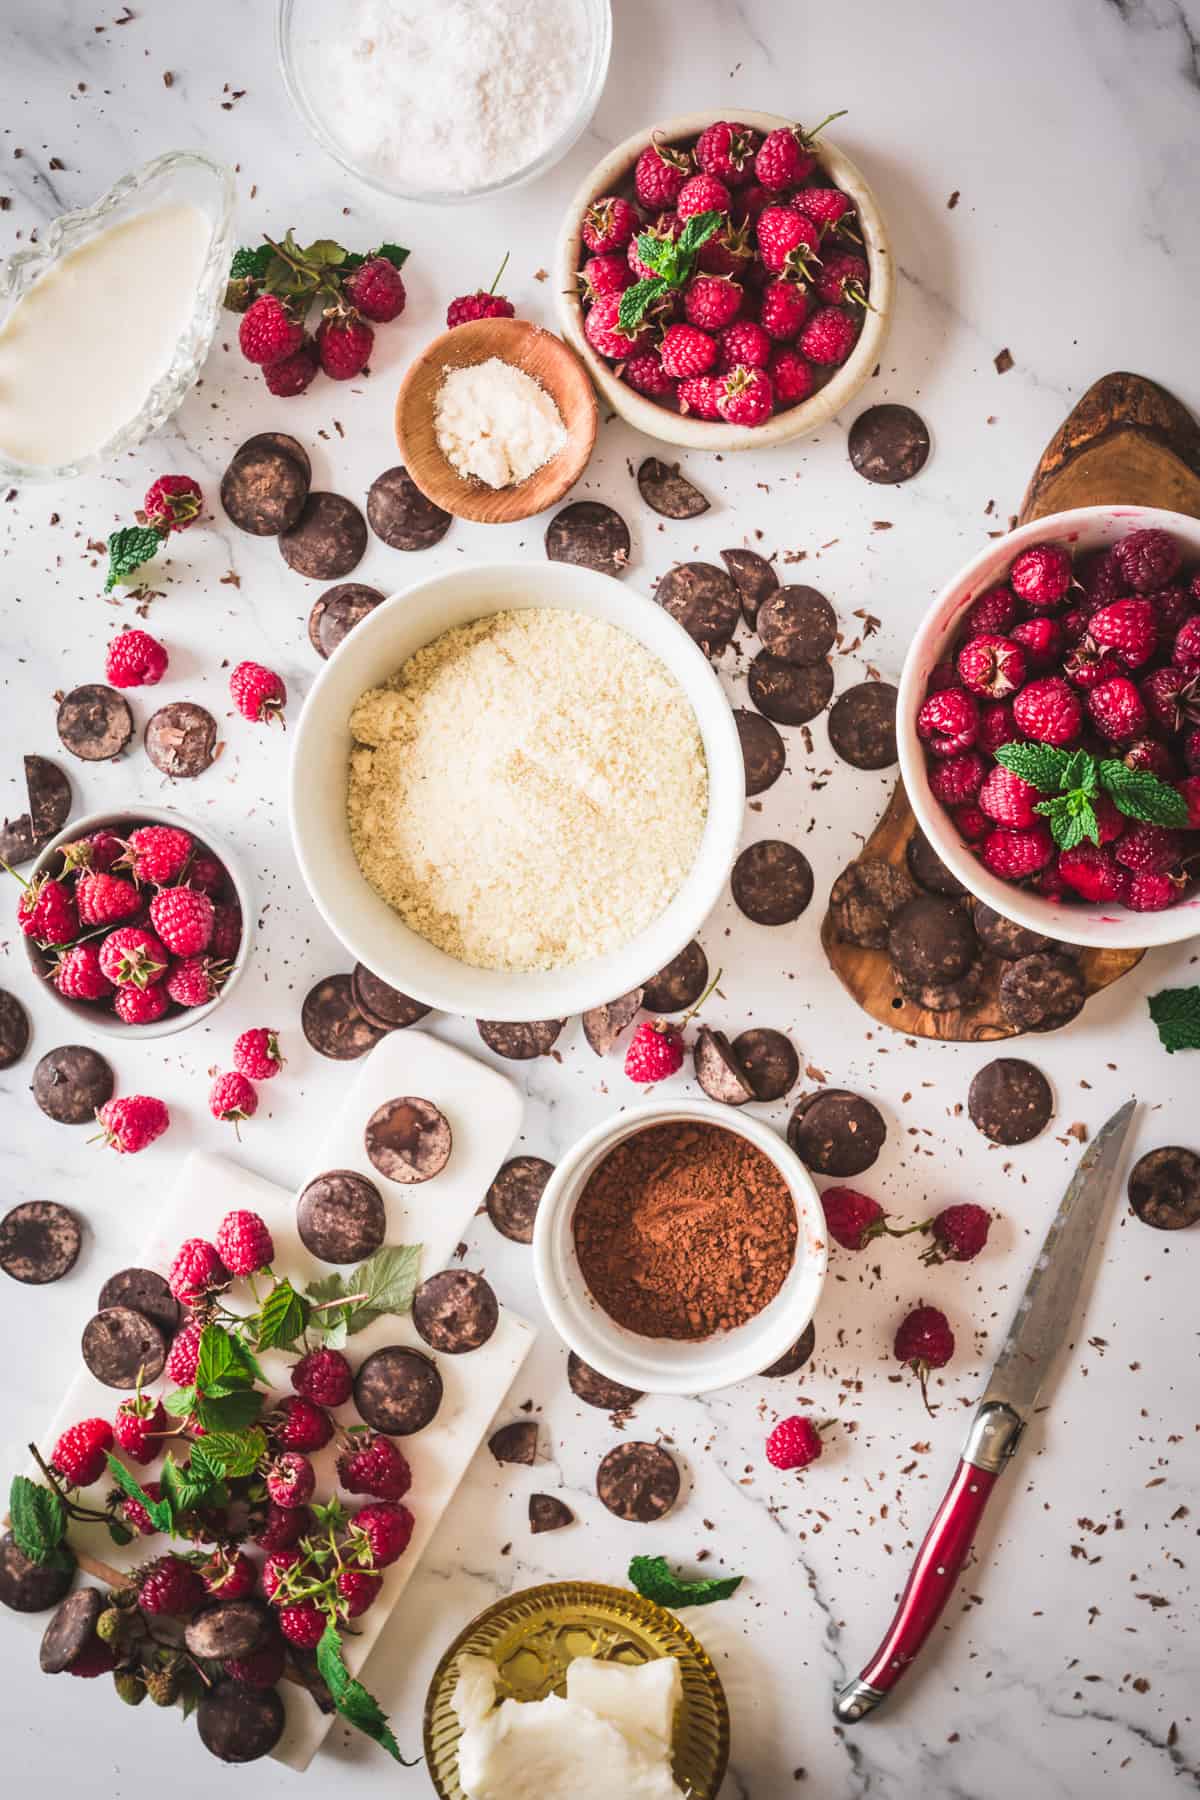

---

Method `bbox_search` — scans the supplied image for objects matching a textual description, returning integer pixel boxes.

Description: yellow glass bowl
[423,1580,730,1799]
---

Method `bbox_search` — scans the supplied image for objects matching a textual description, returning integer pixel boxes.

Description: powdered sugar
[434,357,566,488]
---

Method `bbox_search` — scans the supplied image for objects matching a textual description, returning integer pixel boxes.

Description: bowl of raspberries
[18,805,253,1036]
[898,506,1200,948]
[554,109,892,450]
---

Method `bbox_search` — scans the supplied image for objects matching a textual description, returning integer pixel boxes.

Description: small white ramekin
[532,1100,828,1396]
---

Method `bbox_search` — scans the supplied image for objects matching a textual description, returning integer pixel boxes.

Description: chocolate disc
[315,583,386,657]
[364,1096,452,1185]
[488,1420,538,1465]
[81,1305,166,1389]
[280,491,368,579]
[998,953,1085,1033]
[302,974,387,1060]
[897,964,985,1013]
[656,561,740,654]
[968,1058,1053,1145]
[567,1351,643,1413]
[220,436,310,535]
[0,1531,75,1614]
[40,1586,102,1672]
[412,1268,498,1354]
[32,1045,114,1125]
[888,896,977,985]
[596,1441,680,1522]
[731,840,813,925]
[788,1088,886,1177]
[25,755,71,842]
[486,1155,554,1245]
[1128,1146,1200,1231]
[748,652,833,725]
[972,903,1054,961]
[731,1028,799,1102]
[734,708,786,796]
[642,941,708,1013]
[97,1267,181,1338]
[354,1344,444,1434]
[693,1026,754,1105]
[0,990,30,1070]
[477,1018,565,1060]
[545,501,630,578]
[350,964,431,1031]
[830,858,917,949]
[637,457,710,520]
[297,1169,386,1264]
[828,681,898,769]
[761,1319,816,1377]
[0,811,37,865]
[849,403,931,484]
[529,1493,574,1534]
[366,466,451,551]
[906,828,968,898]
[186,1598,271,1661]
[721,546,779,629]
[0,1201,81,1285]
[56,685,132,762]
[197,1680,285,1764]
[144,701,218,778]
[582,989,643,1056]
[757,586,837,664]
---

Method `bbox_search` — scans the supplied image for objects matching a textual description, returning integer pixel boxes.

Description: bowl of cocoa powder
[532,1101,827,1394]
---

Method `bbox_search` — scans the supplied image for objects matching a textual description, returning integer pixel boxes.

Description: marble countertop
[2,2,1199,1795]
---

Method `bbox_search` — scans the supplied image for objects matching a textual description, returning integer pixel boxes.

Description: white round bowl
[289,562,744,1021]
[898,502,1200,951]
[554,109,893,452]
[532,1100,828,1396]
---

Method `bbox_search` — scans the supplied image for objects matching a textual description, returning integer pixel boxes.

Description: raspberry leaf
[105,525,163,592]
[306,1245,423,1341]
[189,1387,263,1435]
[230,244,273,281]
[158,1451,223,1517]
[993,742,1074,792]
[196,1323,261,1396]
[106,1455,176,1533]
[628,1553,743,1609]
[617,275,668,335]
[374,242,410,270]
[1097,759,1191,827]
[8,1475,67,1566]
[1147,986,1200,1053]
[316,1624,415,1764]
[254,1277,313,1352]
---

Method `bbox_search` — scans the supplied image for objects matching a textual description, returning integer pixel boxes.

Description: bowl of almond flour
[289,562,744,1022]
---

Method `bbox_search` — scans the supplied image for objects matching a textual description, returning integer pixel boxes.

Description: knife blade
[833,1099,1136,1725]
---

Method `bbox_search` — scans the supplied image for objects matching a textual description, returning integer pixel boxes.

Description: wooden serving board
[821,372,1200,1042]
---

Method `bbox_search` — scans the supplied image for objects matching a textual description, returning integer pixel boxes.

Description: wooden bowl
[394,317,598,524]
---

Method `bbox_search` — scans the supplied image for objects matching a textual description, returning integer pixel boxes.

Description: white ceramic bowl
[554,109,893,452]
[532,1100,828,1395]
[898,503,1200,951]
[289,562,744,1021]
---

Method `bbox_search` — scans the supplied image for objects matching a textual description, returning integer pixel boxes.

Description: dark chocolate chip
[529,1493,574,1533]
[350,964,431,1031]
[40,1586,103,1672]
[721,547,779,629]
[25,756,71,841]
[582,989,643,1056]
[311,583,386,659]
[144,701,218,778]
[757,586,837,664]
[641,940,708,1013]
[0,1201,81,1285]
[968,1058,1053,1145]
[0,812,37,865]
[693,1026,754,1106]
[354,1344,444,1434]
[761,1319,816,1378]
[81,1305,167,1389]
[412,1268,498,1354]
[32,1045,114,1125]
[280,491,368,579]
[367,465,452,551]
[788,1088,886,1177]
[56,685,133,762]
[477,1018,565,1060]
[486,1155,554,1245]
[0,990,30,1070]
[731,839,813,925]
[734,708,786,797]
[896,963,985,1013]
[220,436,310,536]
[888,896,977,984]
[1127,1146,1200,1231]
[489,1420,538,1465]
[748,652,833,725]
[998,953,1085,1033]
[637,457,710,520]
[596,1441,680,1522]
[830,858,917,949]
[302,974,387,1060]
[655,561,739,654]
[97,1267,180,1338]
[827,680,898,769]
[848,404,931,484]
[197,1680,286,1764]
[0,1531,75,1613]
[906,828,967,897]
[545,500,630,578]
[365,1097,451,1185]
[186,1599,270,1661]
[297,1169,386,1265]
[731,1028,799,1102]
[972,903,1053,961]
[567,1351,642,1413]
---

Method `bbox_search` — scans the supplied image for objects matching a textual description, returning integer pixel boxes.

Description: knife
[833,1098,1136,1724]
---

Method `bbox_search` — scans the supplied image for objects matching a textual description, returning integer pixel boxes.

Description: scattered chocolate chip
[32,1045,114,1125]
[889,896,977,985]
[297,1169,386,1264]
[731,840,813,925]
[896,964,985,1013]
[732,1028,799,1102]
[24,756,71,842]
[905,828,967,897]
[0,811,37,865]
[40,1586,102,1672]
[477,1018,565,1060]
[185,1599,270,1662]
[656,562,740,654]
[0,1201,81,1285]
[0,990,30,1070]
[757,586,837,664]
[197,1680,285,1764]
[582,989,643,1056]
[994,347,1014,375]
[489,1420,538,1465]
[220,435,310,535]
[637,457,710,520]
[734,708,786,796]
[597,1441,680,1522]
[143,700,219,779]
[349,964,430,1032]
[311,583,385,659]
[748,652,833,725]
[280,491,368,579]
[530,1493,574,1533]
[56,685,133,762]
[972,903,1053,960]
[364,1096,452,1185]
[828,681,898,769]
[354,1344,444,1434]
[567,1352,643,1413]
[642,941,708,1013]
[721,547,779,629]
[761,1319,816,1378]
[97,1267,180,1338]
[486,1155,554,1245]
[830,858,917,948]
[366,465,451,552]
[412,1268,498,1354]
[848,404,931,484]
[301,974,387,1060]
[693,1025,754,1105]
[1128,1146,1200,1231]
[968,1058,1053,1144]
[788,1088,886,1176]
[998,953,1085,1033]
[545,500,630,578]
[81,1305,166,1389]
[0,1531,74,1614]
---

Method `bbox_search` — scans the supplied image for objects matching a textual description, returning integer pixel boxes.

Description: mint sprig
[628,1553,743,1609]
[617,210,722,335]
[316,1624,415,1764]
[994,743,1188,848]
[1148,986,1200,1053]
[105,524,164,592]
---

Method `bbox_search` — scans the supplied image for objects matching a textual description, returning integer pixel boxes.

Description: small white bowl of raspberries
[553,109,893,451]
[898,506,1200,950]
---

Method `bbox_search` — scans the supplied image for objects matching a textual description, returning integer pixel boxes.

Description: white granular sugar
[347,610,709,972]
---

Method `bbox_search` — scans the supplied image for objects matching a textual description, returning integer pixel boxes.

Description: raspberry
[1114,527,1180,593]
[1088,597,1158,667]
[1187,726,1200,773]
[579,252,634,302]
[344,255,406,323]
[659,323,717,379]
[350,1501,414,1568]
[717,318,771,372]
[1093,793,1125,843]
[291,1347,353,1407]
[211,903,243,961]
[67,1637,117,1679]
[759,278,809,341]
[1121,870,1181,912]
[677,172,731,220]
[821,1185,889,1250]
[168,1238,230,1306]
[263,338,319,397]
[621,353,677,401]
[964,587,1017,635]
[952,803,988,842]
[143,474,203,532]
[239,295,304,367]
[120,1481,163,1536]
[1010,615,1064,668]
[627,213,682,280]
[216,1208,274,1275]
[1148,586,1191,636]
[316,313,374,380]
[815,249,869,306]
[683,274,742,331]
[768,347,815,406]
[53,1417,114,1486]
[1113,824,1183,874]
[927,750,986,805]
[1058,842,1123,902]
[266,1453,316,1509]
[96,1095,169,1154]
[225,1638,286,1688]
[278,1601,326,1648]
[755,124,819,190]
[698,217,755,278]
[1088,675,1148,743]
[76,871,140,928]
[1125,737,1176,779]
[717,364,774,427]
[977,701,1018,754]
[99,924,167,988]
[255,1505,313,1553]
[261,1550,302,1602]
[894,1305,954,1411]
[149,886,213,956]
[270,1395,333,1454]
[677,373,723,420]
[139,1555,207,1616]
[125,824,192,884]
[978,765,1040,828]
[59,829,123,875]
[1078,547,1124,603]
[52,943,112,1002]
[1033,864,1069,900]
[624,1020,684,1084]
[917,688,978,756]
[186,853,226,896]
[921,1204,990,1265]
[337,1431,413,1500]
[1173,615,1200,676]
[232,1028,283,1083]
[634,137,692,206]
[164,955,226,1009]
[114,1396,168,1465]
[166,1322,203,1385]
[979,823,1053,880]
[797,307,859,366]
[209,1071,258,1130]
[105,627,168,688]
[229,660,286,724]
[1175,775,1200,827]
[581,196,640,256]
[202,1548,257,1599]
[794,187,858,232]
[765,1416,823,1471]
[337,1568,382,1619]
[956,633,1026,700]
[583,292,651,361]
[16,874,77,946]
[1060,606,1091,645]
[1141,665,1200,735]
[756,206,821,277]
[1009,543,1073,609]
[1064,642,1123,690]
[695,120,760,185]
[1012,676,1083,747]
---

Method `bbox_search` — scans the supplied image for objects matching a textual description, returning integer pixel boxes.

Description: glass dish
[0,150,235,484]
[423,1579,730,1800]
[276,0,612,204]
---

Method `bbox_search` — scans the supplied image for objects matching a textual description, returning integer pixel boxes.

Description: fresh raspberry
[186,853,226,896]
[1173,615,1200,676]
[765,1415,823,1472]
[1122,870,1182,911]
[755,124,820,190]
[1175,775,1200,827]
[216,1208,274,1275]
[731,181,772,224]
[69,1637,118,1679]
[211,903,243,961]
[105,627,168,688]
[956,633,1026,700]
[165,955,227,1009]
[113,1395,168,1465]
[149,886,213,956]
[224,1638,286,1688]
[337,1431,413,1500]
[581,196,640,255]
[978,764,1040,828]
[697,217,755,278]
[964,587,1017,635]
[201,1548,257,1600]
[266,1453,316,1510]
[143,474,203,533]
[821,1185,889,1250]
[927,750,986,805]
[1092,794,1125,843]
[659,323,717,379]
[1141,665,1200,735]
[952,802,989,842]
[96,1094,169,1154]
[716,318,771,372]
[139,1554,207,1616]
[336,1569,383,1619]
[1058,841,1123,902]
[584,292,651,361]
[52,1418,114,1487]
[344,254,406,322]
[1010,543,1073,610]
[1088,675,1148,743]
[979,823,1054,880]
[261,1550,302,1602]
[1088,598,1158,667]
[624,1020,684,1084]
[977,700,1018,754]
[229,659,286,724]
[1125,737,1176,779]
[917,688,978,756]
[239,295,304,367]
[255,1505,313,1553]
[120,1481,163,1537]
[316,313,374,380]
[683,274,742,331]
[1012,676,1083,747]
[16,874,77,946]
[1187,726,1200,772]
[1060,606,1091,645]
[756,206,821,277]
[627,213,683,280]
[894,1305,955,1412]
[166,1322,203,1385]
[1113,824,1184,874]
[99,924,167,988]
[676,172,731,220]
[677,373,724,419]
[1064,642,1123,690]
[168,1238,229,1306]
[59,828,123,875]
[124,824,192,884]
[76,871,140,928]
[263,338,319,397]
[1033,863,1069,900]
[1078,547,1124,603]
[797,306,859,366]
[51,943,112,1002]
[579,252,633,302]
[768,347,815,406]
[1148,586,1191,637]
[621,353,677,401]
[350,1501,414,1568]
[210,1071,258,1129]
[758,278,809,341]
[814,249,869,307]
[921,1204,990,1265]
[1114,527,1181,593]
[695,120,760,185]
[291,1347,353,1408]
[634,137,692,207]
[114,980,169,1026]
[717,364,774,427]
[229,1030,282,1085]
[270,1395,333,1454]
[1010,615,1064,668]
[794,187,858,232]
[278,1600,326,1648]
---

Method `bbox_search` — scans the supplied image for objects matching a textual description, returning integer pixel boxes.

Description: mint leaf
[676,210,722,258]
[105,525,163,592]
[993,742,1075,793]
[1148,986,1200,1053]
[230,244,272,281]
[106,1455,175,1533]
[9,1476,66,1566]
[255,1277,312,1352]
[307,1245,422,1340]
[617,276,667,336]
[628,1553,743,1609]
[1098,760,1190,827]
[1035,789,1099,849]
[1061,749,1098,797]
[316,1625,414,1764]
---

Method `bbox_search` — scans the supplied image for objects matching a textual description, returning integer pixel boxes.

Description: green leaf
[993,741,1075,793]
[107,1520,134,1548]
[1097,759,1190,827]
[375,241,410,269]
[1147,986,1200,1053]
[628,1553,743,1609]
[1061,749,1098,797]
[230,243,273,281]
[1035,789,1099,850]
[307,1245,422,1339]
[189,1427,266,1481]
[106,1455,175,1533]
[255,1277,312,1352]
[303,238,347,266]
[105,525,163,592]
[617,276,668,336]
[675,210,722,258]
[316,1625,415,1764]
[190,1388,263,1435]
[9,1476,66,1566]
[159,1454,219,1519]
[162,1386,197,1418]
[197,1323,256,1396]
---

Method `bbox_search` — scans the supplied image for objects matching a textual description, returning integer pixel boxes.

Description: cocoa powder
[572,1121,798,1341]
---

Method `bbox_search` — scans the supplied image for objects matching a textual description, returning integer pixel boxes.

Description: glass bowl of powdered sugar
[277,0,612,204]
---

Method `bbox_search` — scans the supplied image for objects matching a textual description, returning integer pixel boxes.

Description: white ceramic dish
[531,1100,827,1395]
[898,503,1200,951]
[289,562,744,1022]
[554,108,893,452]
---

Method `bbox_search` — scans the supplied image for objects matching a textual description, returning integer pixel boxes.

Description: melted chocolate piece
[57,686,132,762]
[486,1155,554,1245]
[0,1201,81,1285]
[32,1045,114,1125]
[354,1345,444,1434]
[296,1169,386,1264]
[788,1088,886,1177]
[596,1441,680,1522]
[280,491,367,579]
[364,1096,452,1185]
[412,1268,499,1354]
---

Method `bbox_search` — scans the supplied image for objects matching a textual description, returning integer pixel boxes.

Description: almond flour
[346,609,708,972]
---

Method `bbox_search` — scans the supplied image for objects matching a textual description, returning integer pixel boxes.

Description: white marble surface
[2,2,1199,1795]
